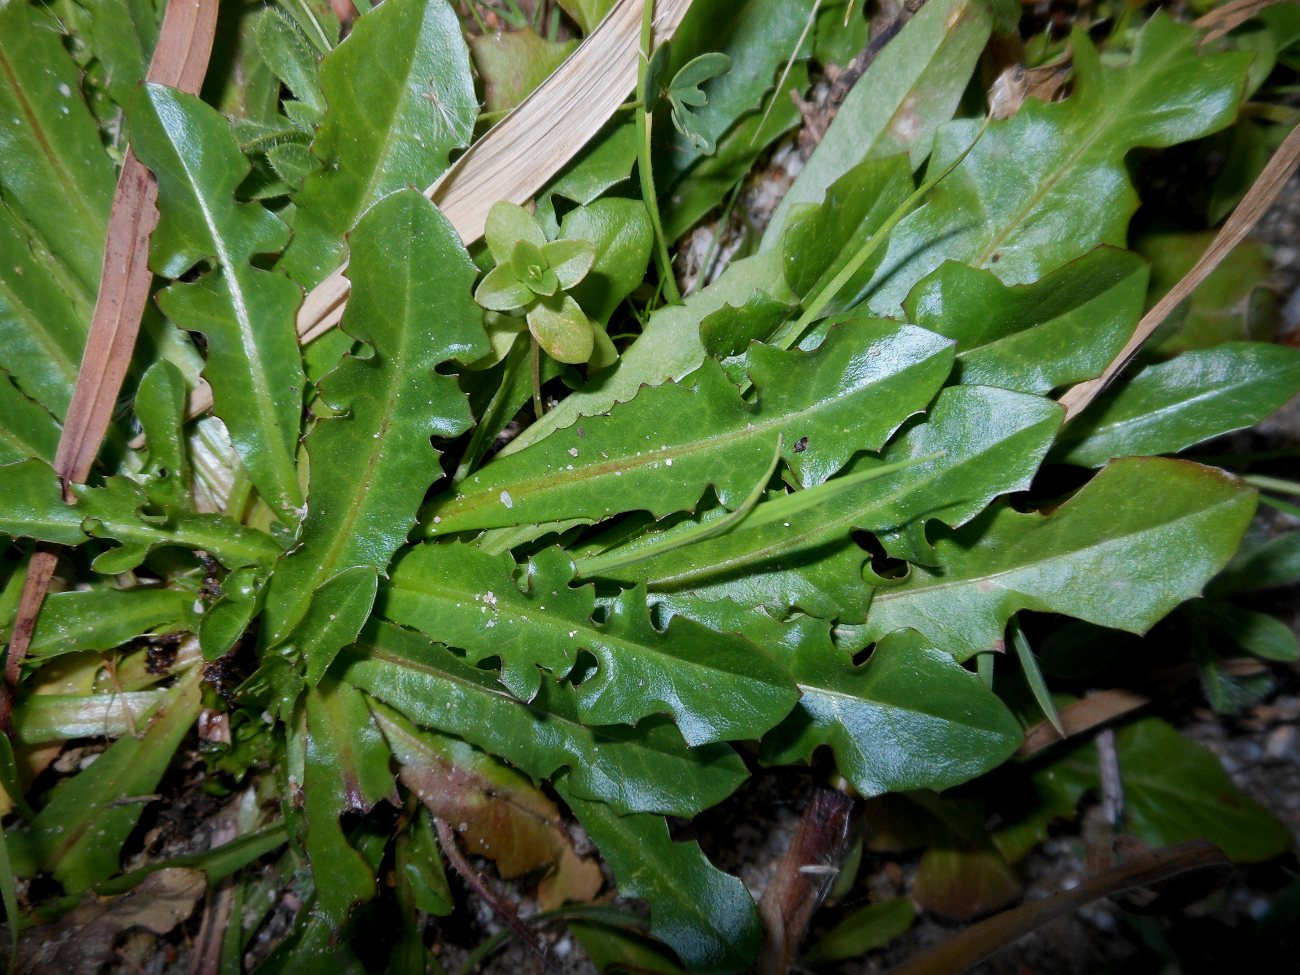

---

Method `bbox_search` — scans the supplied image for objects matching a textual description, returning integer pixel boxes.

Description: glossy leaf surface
[0,459,281,570]
[614,385,1062,621]
[302,678,394,927]
[280,0,476,286]
[428,323,953,532]
[132,83,305,522]
[861,458,1257,659]
[560,785,762,974]
[341,621,748,817]
[903,247,1148,394]
[263,190,487,653]
[863,15,1250,315]
[380,543,798,745]
[1052,343,1300,466]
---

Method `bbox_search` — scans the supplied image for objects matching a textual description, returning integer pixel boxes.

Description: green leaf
[542,238,597,292]
[558,785,762,974]
[380,543,798,745]
[1210,531,1300,596]
[199,566,267,661]
[561,199,653,323]
[556,0,617,33]
[0,2,115,297]
[1183,599,1299,663]
[1052,343,1300,467]
[396,809,452,916]
[863,16,1250,315]
[528,292,596,363]
[302,678,394,928]
[133,360,191,510]
[263,190,486,654]
[77,0,161,109]
[255,7,325,115]
[427,322,953,533]
[470,27,578,114]
[0,203,88,421]
[801,897,915,965]
[0,372,60,464]
[903,246,1149,394]
[660,0,811,181]
[1057,718,1292,863]
[293,567,380,686]
[475,264,534,312]
[0,459,281,570]
[860,458,1257,660]
[11,690,168,744]
[280,0,476,286]
[666,52,733,154]
[7,669,202,891]
[667,602,1020,794]
[509,0,995,454]
[28,587,197,661]
[341,620,748,817]
[698,290,794,360]
[131,83,306,523]
[616,385,1062,621]
[485,200,548,263]
[763,0,995,247]
[782,155,915,310]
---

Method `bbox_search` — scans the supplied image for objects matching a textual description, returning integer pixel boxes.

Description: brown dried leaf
[380,710,602,909]
[16,868,205,975]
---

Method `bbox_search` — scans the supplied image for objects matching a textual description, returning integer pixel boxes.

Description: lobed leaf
[659,600,1023,795]
[903,246,1149,394]
[558,784,762,974]
[340,620,748,818]
[860,457,1257,659]
[0,459,281,570]
[863,15,1251,315]
[375,705,603,909]
[508,0,996,454]
[280,0,476,287]
[262,190,487,661]
[0,373,60,465]
[131,83,306,522]
[27,587,197,661]
[1051,343,1300,466]
[607,385,1062,621]
[380,543,798,745]
[428,322,954,532]
[302,678,394,927]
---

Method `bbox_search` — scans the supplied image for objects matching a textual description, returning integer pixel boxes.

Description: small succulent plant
[474,200,614,366]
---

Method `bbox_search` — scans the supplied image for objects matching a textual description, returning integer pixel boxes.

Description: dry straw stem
[1194,0,1289,46]
[1059,121,1300,420]
[2,0,220,724]
[888,840,1231,975]
[171,0,695,430]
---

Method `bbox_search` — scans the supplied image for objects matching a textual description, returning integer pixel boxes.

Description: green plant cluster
[1,0,1299,971]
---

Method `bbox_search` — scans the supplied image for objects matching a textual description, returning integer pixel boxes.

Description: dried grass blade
[295,0,696,347]
[1194,0,1286,46]
[887,840,1230,975]
[2,0,220,730]
[1059,123,1300,421]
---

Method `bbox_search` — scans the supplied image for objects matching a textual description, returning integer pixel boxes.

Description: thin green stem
[637,0,682,304]
[1244,473,1300,496]
[765,116,992,355]
[688,176,745,296]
